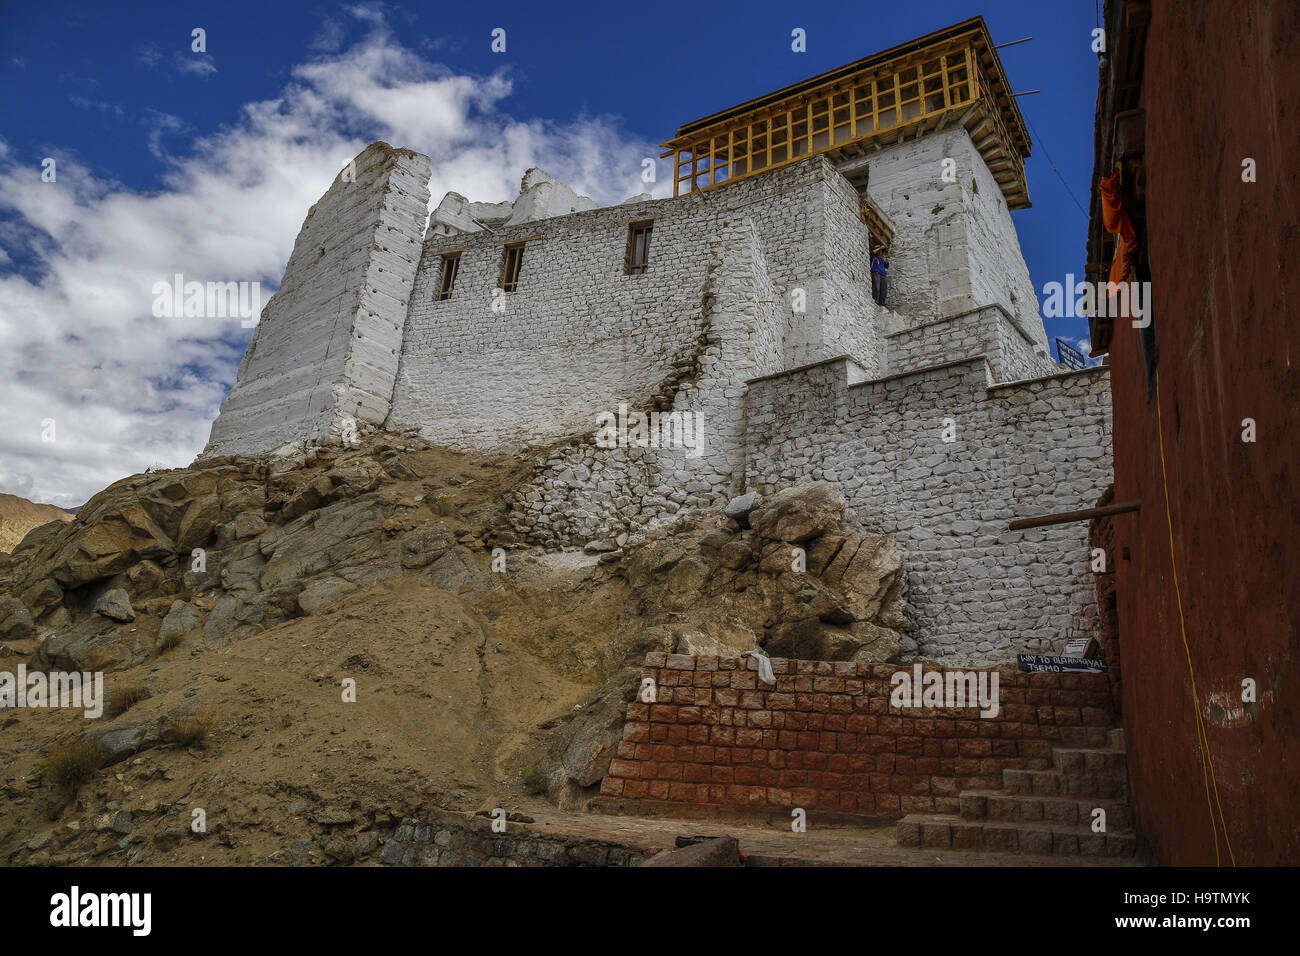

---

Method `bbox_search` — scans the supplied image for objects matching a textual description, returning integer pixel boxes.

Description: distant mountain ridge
[0,493,74,554]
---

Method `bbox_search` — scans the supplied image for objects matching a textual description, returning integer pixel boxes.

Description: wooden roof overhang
[659,16,1033,208]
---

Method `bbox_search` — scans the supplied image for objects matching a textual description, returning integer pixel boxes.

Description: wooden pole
[1008,500,1140,531]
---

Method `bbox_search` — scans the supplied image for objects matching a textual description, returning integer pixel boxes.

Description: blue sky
[0,0,1102,506]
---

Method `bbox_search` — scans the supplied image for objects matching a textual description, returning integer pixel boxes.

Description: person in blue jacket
[871,243,889,306]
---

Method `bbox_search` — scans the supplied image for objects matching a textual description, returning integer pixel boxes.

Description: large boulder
[37,616,147,671]
[156,601,200,649]
[93,588,135,623]
[10,519,67,557]
[749,482,845,543]
[820,534,905,623]
[0,596,34,640]
[297,577,357,615]
[175,494,222,550]
[673,617,757,657]
[544,667,640,809]
[258,499,387,590]
[19,578,62,617]
[765,618,904,663]
[45,503,175,589]
[722,492,763,525]
[612,482,913,673]
[125,560,164,597]
[766,618,862,661]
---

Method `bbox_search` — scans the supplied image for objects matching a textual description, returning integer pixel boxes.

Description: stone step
[958,790,1131,828]
[897,814,1139,857]
[1003,767,1128,799]
[1058,726,1111,749]
[1053,747,1129,776]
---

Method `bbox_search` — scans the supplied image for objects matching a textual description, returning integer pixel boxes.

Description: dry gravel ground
[0,561,624,864]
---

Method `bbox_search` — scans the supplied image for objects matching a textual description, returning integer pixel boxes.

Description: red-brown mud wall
[1110,0,1300,865]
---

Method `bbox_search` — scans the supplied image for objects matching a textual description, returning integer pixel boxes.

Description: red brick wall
[599,653,1116,816]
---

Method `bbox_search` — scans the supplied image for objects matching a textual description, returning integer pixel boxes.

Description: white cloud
[136,46,162,70]
[1074,336,1105,367]
[70,96,126,118]
[0,5,666,509]
[309,18,346,53]
[174,53,218,78]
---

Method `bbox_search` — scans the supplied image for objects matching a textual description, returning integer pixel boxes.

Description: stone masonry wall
[378,810,647,867]
[884,304,1055,381]
[387,157,856,453]
[508,216,784,547]
[744,357,1113,663]
[203,142,430,458]
[818,171,886,374]
[865,127,1047,356]
[598,653,1115,817]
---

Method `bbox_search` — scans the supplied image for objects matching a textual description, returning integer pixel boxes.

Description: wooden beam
[1008,500,1140,531]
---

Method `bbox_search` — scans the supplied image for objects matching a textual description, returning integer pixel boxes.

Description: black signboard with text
[1017,654,1108,674]
[1056,338,1087,370]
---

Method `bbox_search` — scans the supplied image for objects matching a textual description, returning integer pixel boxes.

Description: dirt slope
[0,435,631,865]
[0,431,912,865]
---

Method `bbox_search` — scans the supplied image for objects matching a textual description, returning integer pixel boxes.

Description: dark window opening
[500,243,525,292]
[625,221,653,275]
[437,252,461,300]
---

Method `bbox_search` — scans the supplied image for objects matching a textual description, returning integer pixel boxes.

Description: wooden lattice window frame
[437,251,461,301]
[500,242,525,293]
[625,220,653,275]
[662,34,1014,199]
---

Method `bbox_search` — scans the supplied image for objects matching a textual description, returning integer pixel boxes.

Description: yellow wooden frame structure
[859,198,893,252]
[660,17,1032,209]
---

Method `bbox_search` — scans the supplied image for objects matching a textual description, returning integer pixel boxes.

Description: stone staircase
[897,727,1141,859]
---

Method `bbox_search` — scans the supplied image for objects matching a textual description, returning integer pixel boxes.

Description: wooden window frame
[500,242,526,293]
[625,220,653,275]
[436,251,461,301]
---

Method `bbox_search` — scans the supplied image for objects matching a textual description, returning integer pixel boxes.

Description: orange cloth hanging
[1099,169,1137,288]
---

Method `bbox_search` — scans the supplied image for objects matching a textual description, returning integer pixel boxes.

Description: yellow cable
[1153,370,1237,865]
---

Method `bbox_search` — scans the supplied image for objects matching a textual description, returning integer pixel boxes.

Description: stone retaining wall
[745,357,1112,662]
[379,811,647,867]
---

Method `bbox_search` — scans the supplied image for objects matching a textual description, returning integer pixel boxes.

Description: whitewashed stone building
[202,19,1112,663]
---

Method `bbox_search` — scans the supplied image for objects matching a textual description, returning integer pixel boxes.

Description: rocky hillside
[0,431,914,865]
[0,493,73,555]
